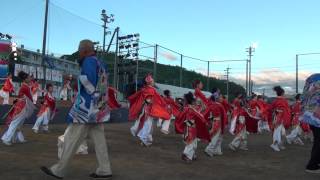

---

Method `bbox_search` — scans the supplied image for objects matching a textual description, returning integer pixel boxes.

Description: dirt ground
[0,123,319,180]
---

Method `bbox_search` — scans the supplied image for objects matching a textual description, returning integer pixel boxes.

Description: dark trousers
[306,125,320,170]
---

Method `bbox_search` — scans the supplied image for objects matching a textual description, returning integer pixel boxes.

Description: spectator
[300,73,320,173]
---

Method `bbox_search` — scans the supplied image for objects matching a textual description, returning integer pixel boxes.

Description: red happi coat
[271,96,291,129]
[31,80,40,95]
[128,85,170,121]
[257,99,273,129]
[229,105,248,135]
[163,96,181,117]
[175,105,210,143]
[291,101,301,126]
[1,77,14,93]
[231,98,242,119]
[107,87,121,110]
[194,88,208,111]
[202,100,228,135]
[37,92,56,117]
[291,101,311,132]
[221,99,231,113]
[235,109,247,134]
[246,99,259,133]
[5,83,33,125]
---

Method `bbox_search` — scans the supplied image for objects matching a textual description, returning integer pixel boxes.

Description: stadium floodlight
[125,44,131,49]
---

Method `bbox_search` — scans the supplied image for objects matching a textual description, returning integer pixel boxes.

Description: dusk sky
[1,0,320,95]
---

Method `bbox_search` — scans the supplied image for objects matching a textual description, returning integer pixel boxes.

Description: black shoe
[89,173,113,179]
[40,166,63,179]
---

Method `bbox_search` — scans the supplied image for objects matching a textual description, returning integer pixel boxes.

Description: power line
[0,0,43,29]
[50,2,116,31]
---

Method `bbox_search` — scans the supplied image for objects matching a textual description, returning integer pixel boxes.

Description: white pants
[32,110,50,131]
[50,124,112,177]
[0,90,9,104]
[137,117,153,146]
[32,94,38,104]
[157,118,171,134]
[1,114,26,143]
[286,125,302,142]
[130,119,140,136]
[272,124,286,145]
[205,130,222,156]
[229,117,237,135]
[58,130,88,159]
[230,129,247,149]
[258,120,270,133]
[183,138,198,160]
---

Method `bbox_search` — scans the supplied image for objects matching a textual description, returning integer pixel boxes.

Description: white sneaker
[18,140,27,144]
[305,169,320,174]
[286,137,292,144]
[213,151,223,156]
[279,144,286,150]
[2,140,12,146]
[294,138,304,146]
[270,144,280,152]
[33,129,39,134]
[160,129,169,135]
[204,150,213,157]
[229,144,236,151]
[240,146,249,151]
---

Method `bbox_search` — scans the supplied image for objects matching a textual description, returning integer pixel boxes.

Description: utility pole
[295,54,298,94]
[154,44,158,82]
[246,59,248,96]
[41,0,49,86]
[251,80,254,94]
[101,9,114,56]
[246,46,254,96]
[207,61,210,91]
[114,28,119,89]
[224,67,231,101]
[180,54,183,87]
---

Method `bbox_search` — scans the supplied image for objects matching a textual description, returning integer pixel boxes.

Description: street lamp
[101,9,114,54]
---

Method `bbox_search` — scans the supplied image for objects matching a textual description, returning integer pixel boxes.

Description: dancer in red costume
[229,93,244,135]
[219,95,230,113]
[193,80,208,112]
[128,74,170,146]
[96,86,122,122]
[1,71,35,146]
[157,90,180,134]
[175,92,210,163]
[256,95,272,133]
[286,94,311,145]
[229,98,249,151]
[0,73,14,104]
[107,86,121,110]
[203,88,227,156]
[30,77,41,104]
[32,83,57,133]
[246,94,259,133]
[270,86,291,152]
